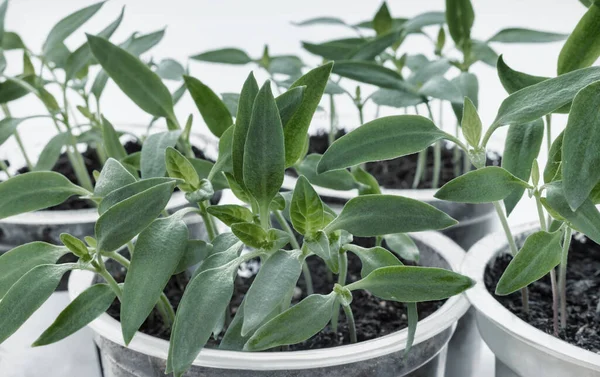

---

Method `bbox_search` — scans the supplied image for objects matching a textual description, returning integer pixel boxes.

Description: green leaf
[284,63,332,167]
[242,250,302,335]
[492,66,600,127]
[343,244,402,278]
[276,86,305,127]
[87,35,176,122]
[348,265,474,302]
[370,88,424,108]
[98,178,174,215]
[305,230,331,263]
[194,234,242,276]
[293,17,349,27]
[94,158,137,197]
[232,72,259,184]
[558,4,600,74]
[207,204,254,226]
[65,6,124,81]
[497,55,548,94]
[33,284,115,346]
[318,115,447,173]
[301,38,364,61]
[350,29,404,61]
[407,59,451,87]
[101,117,127,161]
[406,302,418,353]
[296,154,358,191]
[445,0,474,47]
[460,97,482,147]
[0,242,68,299]
[156,58,185,81]
[122,214,188,344]
[332,61,411,91]
[165,147,200,191]
[544,131,564,184]
[0,117,26,146]
[141,131,181,179]
[373,2,393,35]
[502,119,544,215]
[221,93,240,115]
[488,28,568,44]
[184,179,214,203]
[290,175,324,235]
[0,0,7,43]
[231,222,268,249]
[225,173,252,204]
[243,82,284,211]
[244,293,336,351]
[42,1,104,56]
[352,166,381,195]
[174,240,212,274]
[0,264,73,343]
[168,264,237,375]
[435,167,529,203]
[59,233,88,258]
[3,32,25,50]
[209,125,234,179]
[418,76,463,104]
[0,74,38,104]
[269,55,304,76]
[495,230,563,295]
[402,11,446,32]
[190,48,252,65]
[184,75,232,138]
[562,81,600,210]
[544,182,600,244]
[384,233,420,262]
[325,195,457,236]
[124,29,165,56]
[0,172,87,219]
[95,181,175,252]
[470,40,498,67]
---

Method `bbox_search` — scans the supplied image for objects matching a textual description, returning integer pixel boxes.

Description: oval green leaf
[183,75,232,138]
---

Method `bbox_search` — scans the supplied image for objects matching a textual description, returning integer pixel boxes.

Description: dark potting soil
[485,234,600,353]
[298,131,501,190]
[16,142,209,211]
[105,236,444,351]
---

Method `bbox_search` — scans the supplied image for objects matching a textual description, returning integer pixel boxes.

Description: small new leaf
[461,97,482,147]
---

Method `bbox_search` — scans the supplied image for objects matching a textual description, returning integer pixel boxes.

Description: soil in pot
[485,234,600,352]
[104,236,445,350]
[15,142,211,211]
[295,131,501,190]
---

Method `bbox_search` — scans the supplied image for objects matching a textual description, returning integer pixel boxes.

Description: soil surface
[16,142,209,211]
[485,234,600,353]
[105,236,444,350]
[295,131,501,190]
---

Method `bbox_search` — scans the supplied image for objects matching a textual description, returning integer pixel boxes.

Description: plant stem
[95,263,122,300]
[342,304,357,343]
[453,123,461,177]
[559,227,572,329]
[357,104,364,125]
[545,114,552,152]
[328,94,337,146]
[412,150,427,189]
[536,194,558,335]
[332,251,349,333]
[198,201,218,241]
[274,210,314,296]
[493,200,529,313]
[0,159,11,178]
[425,102,442,188]
[1,104,33,170]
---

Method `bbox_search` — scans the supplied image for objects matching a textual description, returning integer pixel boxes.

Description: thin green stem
[342,304,357,343]
[536,194,558,334]
[0,159,11,178]
[412,150,427,189]
[493,201,530,313]
[559,227,572,329]
[95,263,122,300]
[198,201,218,241]
[357,104,364,125]
[425,102,442,188]
[328,94,337,146]
[545,114,552,153]
[274,210,314,296]
[453,123,461,177]
[332,251,348,333]
[535,194,547,232]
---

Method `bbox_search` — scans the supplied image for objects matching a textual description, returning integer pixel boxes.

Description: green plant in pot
[317,1,600,375]
[0,1,218,250]
[188,1,568,253]
[0,32,475,375]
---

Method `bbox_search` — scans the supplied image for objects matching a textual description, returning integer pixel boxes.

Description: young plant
[0,40,474,377]
[319,0,600,339]
[190,1,567,189]
[0,1,187,193]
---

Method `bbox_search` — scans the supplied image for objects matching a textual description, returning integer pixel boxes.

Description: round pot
[68,231,469,377]
[282,174,492,377]
[462,222,600,377]
[0,125,216,252]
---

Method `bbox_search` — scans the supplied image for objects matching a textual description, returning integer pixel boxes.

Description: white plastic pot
[0,125,216,252]
[68,231,470,377]
[462,222,600,377]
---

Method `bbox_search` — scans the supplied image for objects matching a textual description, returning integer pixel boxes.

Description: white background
[0,1,590,375]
